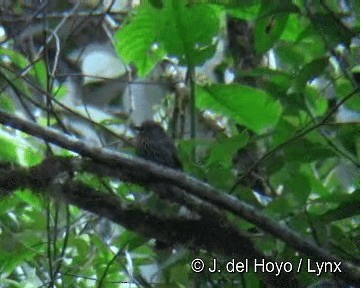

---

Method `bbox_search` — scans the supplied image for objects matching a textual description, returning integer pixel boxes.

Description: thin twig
[231,88,360,192]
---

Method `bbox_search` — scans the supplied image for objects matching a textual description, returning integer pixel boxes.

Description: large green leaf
[115,1,220,76]
[319,200,360,223]
[237,68,293,94]
[284,173,311,206]
[283,139,335,163]
[280,14,305,42]
[311,13,355,49]
[159,1,220,65]
[254,14,289,53]
[315,190,360,223]
[274,40,325,73]
[254,1,300,53]
[115,6,166,77]
[268,165,311,212]
[197,84,282,134]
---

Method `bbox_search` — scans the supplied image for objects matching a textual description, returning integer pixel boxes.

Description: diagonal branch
[0,159,298,287]
[0,109,359,285]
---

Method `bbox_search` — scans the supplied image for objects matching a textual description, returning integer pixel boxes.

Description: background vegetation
[0,0,359,287]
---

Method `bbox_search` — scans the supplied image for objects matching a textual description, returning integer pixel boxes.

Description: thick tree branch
[0,159,298,287]
[0,109,359,285]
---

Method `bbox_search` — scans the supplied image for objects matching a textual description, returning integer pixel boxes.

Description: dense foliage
[0,1,359,287]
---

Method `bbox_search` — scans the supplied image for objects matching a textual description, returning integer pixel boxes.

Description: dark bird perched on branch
[135,121,182,170]
[134,120,183,250]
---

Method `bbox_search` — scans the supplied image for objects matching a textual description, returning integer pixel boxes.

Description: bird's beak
[133,125,142,132]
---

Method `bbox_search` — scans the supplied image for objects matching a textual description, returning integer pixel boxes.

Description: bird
[134,121,182,170]
[134,120,182,250]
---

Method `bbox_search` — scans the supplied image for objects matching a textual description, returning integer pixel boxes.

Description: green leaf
[304,86,328,117]
[117,230,148,250]
[280,14,305,42]
[301,165,330,198]
[0,70,32,102]
[160,1,220,66]
[203,134,247,189]
[115,0,220,76]
[206,164,236,189]
[317,190,360,223]
[0,130,18,161]
[207,132,249,168]
[115,6,166,77]
[283,139,335,163]
[0,129,42,165]
[226,0,261,20]
[329,225,359,255]
[0,47,30,70]
[178,138,210,179]
[292,57,329,92]
[53,84,68,101]
[32,60,47,89]
[284,173,311,205]
[254,14,289,53]
[269,165,311,211]
[311,13,355,49]
[0,194,20,214]
[197,84,282,134]
[336,79,360,110]
[319,201,360,223]
[0,93,15,112]
[237,68,293,94]
[267,196,293,215]
[14,189,43,210]
[270,115,300,147]
[336,125,360,156]
[0,231,40,274]
[149,0,164,9]
[0,279,22,288]
[274,41,325,72]
[253,1,300,53]
[257,0,300,17]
